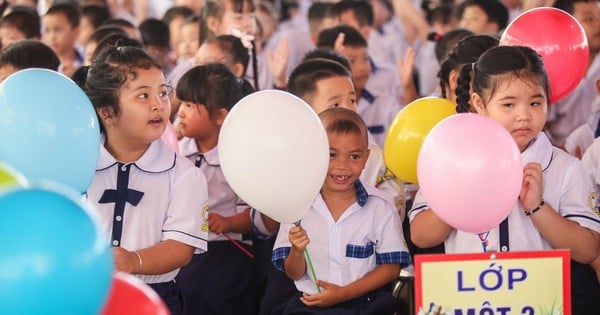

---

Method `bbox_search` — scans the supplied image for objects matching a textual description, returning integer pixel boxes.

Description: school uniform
[546,53,600,146]
[357,87,403,148]
[564,96,600,156]
[414,41,440,97]
[368,17,410,72]
[410,133,600,313]
[272,181,411,314]
[87,137,208,315]
[365,60,403,103]
[175,137,256,315]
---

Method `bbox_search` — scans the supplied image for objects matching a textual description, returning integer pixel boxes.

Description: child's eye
[349,99,356,105]
[331,103,340,108]
[138,93,149,99]
[158,91,169,98]
[329,152,336,159]
[531,102,542,107]
[350,154,361,160]
[502,103,514,108]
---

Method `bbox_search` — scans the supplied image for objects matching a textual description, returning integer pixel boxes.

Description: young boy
[42,3,83,77]
[0,40,60,82]
[0,7,40,49]
[316,25,404,147]
[272,107,409,313]
[456,0,509,35]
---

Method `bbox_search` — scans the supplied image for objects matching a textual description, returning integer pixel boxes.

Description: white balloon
[219,90,329,223]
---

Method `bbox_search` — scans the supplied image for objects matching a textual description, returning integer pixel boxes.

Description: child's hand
[208,213,232,234]
[288,225,309,252]
[113,247,139,274]
[520,162,543,212]
[300,280,345,307]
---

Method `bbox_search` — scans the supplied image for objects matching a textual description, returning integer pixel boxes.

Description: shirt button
[112,240,119,246]
[333,227,339,232]
[115,215,122,221]
[501,245,508,252]
[121,165,127,172]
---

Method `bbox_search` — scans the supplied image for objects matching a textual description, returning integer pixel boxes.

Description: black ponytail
[455,63,473,113]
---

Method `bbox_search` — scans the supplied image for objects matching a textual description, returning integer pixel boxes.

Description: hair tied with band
[229,27,254,54]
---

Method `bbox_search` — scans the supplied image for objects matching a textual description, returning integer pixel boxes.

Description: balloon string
[304,248,321,293]
[223,233,254,259]
[295,220,320,293]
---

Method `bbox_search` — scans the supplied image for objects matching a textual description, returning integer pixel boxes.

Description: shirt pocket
[346,241,375,259]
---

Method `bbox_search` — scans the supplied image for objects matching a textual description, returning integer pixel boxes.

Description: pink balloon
[161,121,180,154]
[500,7,589,104]
[417,114,523,233]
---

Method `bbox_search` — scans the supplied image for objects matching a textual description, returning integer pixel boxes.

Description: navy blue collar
[361,89,376,104]
[355,180,368,207]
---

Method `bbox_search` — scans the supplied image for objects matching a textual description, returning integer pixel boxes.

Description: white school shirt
[582,137,600,189]
[272,181,411,295]
[358,88,403,148]
[366,62,403,103]
[368,17,410,71]
[409,133,600,253]
[546,53,600,146]
[564,96,600,156]
[87,138,209,284]
[179,137,250,243]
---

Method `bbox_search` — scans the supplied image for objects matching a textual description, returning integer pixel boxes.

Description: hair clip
[471,62,476,73]
[229,27,255,54]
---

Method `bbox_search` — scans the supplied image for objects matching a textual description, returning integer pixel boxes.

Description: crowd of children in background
[0,0,599,314]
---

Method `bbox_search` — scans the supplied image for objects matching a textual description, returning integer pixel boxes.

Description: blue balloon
[0,68,100,193]
[0,183,112,314]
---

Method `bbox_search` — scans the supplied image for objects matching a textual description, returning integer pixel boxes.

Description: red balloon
[100,272,169,315]
[500,7,589,104]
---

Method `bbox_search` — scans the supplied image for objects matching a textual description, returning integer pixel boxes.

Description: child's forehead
[327,130,368,148]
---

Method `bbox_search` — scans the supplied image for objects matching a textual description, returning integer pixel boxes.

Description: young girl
[437,34,498,111]
[410,45,600,312]
[200,0,262,89]
[174,63,256,315]
[84,44,209,315]
[194,35,250,78]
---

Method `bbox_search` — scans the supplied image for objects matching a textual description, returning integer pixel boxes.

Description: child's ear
[470,92,486,114]
[215,108,229,126]
[231,63,245,78]
[448,69,459,90]
[97,107,116,125]
[206,15,220,34]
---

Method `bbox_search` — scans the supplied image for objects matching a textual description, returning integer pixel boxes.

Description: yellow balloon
[383,97,457,184]
[0,162,27,190]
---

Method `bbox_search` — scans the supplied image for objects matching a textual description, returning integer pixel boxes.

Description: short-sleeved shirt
[409,133,600,253]
[272,181,411,295]
[179,137,249,243]
[358,88,403,148]
[87,138,209,284]
[546,53,600,146]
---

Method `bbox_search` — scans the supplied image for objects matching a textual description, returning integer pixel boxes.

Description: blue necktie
[98,163,144,247]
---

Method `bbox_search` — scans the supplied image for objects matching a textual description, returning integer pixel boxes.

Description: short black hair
[316,25,368,49]
[82,4,111,29]
[45,2,81,28]
[288,58,352,101]
[552,0,597,15]
[0,40,60,70]
[457,0,509,31]
[0,6,41,38]
[303,48,351,71]
[138,18,170,47]
[329,0,374,27]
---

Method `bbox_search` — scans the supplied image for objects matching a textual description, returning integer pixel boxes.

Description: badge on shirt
[588,189,600,217]
[202,204,210,232]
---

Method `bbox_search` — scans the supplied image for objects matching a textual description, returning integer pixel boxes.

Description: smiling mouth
[149,117,163,124]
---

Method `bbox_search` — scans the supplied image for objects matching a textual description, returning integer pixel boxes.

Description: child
[410,45,600,312]
[316,25,405,148]
[0,6,40,49]
[42,2,83,77]
[138,18,175,75]
[83,44,208,315]
[200,0,262,88]
[438,34,498,111]
[273,107,410,314]
[161,5,195,59]
[0,40,60,82]
[177,16,200,63]
[173,63,256,315]
[77,4,111,48]
[456,0,509,35]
